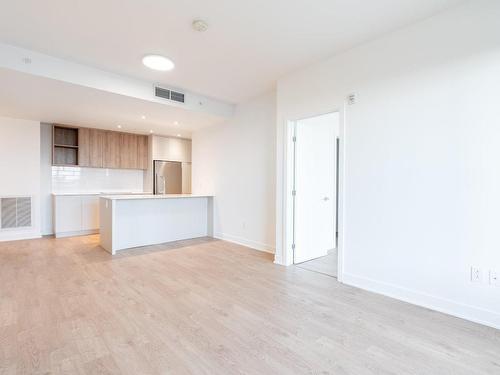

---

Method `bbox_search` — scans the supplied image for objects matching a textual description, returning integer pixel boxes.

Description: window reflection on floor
[296,248,337,278]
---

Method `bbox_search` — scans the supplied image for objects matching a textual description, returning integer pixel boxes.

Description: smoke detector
[192,19,208,32]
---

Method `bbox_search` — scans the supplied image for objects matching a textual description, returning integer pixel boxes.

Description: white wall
[192,91,276,252]
[0,116,41,241]
[276,0,500,328]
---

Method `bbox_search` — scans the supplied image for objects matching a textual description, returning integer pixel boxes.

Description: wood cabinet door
[104,131,121,169]
[129,134,139,169]
[137,135,148,170]
[119,133,138,169]
[89,129,104,168]
[119,133,129,168]
[78,128,90,166]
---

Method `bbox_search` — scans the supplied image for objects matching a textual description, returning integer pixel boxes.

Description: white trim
[214,232,275,254]
[278,108,346,280]
[336,106,347,282]
[54,229,99,238]
[0,232,41,242]
[343,273,500,330]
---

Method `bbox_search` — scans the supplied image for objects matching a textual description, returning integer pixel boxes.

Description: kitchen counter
[100,194,212,200]
[52,191,150,196]
[99,194,214,254]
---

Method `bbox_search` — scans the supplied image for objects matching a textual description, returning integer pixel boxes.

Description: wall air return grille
[154,86,185,104]
[0,197,32,229]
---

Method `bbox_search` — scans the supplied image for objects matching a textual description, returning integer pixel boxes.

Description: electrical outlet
[489,270,500,286]
[471,267,482,283]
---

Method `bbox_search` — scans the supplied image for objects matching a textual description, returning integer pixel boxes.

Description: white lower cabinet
[81,195,100,231]
[53,195,100,237]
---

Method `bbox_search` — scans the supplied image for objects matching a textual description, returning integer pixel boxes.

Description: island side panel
[207,197,214,237]
[99,198,114,254]
[113,197,209,251]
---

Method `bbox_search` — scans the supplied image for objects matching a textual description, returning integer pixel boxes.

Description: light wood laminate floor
[0,235,499,374]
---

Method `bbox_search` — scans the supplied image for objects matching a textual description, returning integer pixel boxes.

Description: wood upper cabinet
[58,126,148,170]
[78,128,104,167]
[78,128,90,166]
[120,134,149,170]
[119,133,138,169]
[103,131,121,169]
[89,129,105,168]
[137,135,148,170]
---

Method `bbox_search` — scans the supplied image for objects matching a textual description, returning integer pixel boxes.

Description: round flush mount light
[117,125,122,129]
[142,55,175,71]
[192,19,208,32]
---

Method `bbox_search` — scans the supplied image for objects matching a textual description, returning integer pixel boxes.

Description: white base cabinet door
[53,195,100,237]
[81,196,100,231]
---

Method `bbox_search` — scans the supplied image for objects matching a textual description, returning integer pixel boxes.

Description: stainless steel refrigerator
[154,160,183,194]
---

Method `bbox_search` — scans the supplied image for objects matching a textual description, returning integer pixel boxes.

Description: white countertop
[52,191,151,196]
[100,194,213,200]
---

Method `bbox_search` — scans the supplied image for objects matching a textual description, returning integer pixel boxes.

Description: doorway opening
[291,112,340,278]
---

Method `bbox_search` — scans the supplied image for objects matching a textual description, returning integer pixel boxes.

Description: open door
[293,112,338,264]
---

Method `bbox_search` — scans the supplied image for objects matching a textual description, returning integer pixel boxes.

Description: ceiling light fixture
[141,115,146,120]
[117,125,122,129]
[142,55,175,71]
[177,134,181,137]
[173,121,179,125]
[149,130,154,133]
[192,19,208,32]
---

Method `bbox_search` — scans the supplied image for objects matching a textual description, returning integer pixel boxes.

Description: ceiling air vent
[155,86,171,100]
[170,91,185,103]
[154,86,185,104]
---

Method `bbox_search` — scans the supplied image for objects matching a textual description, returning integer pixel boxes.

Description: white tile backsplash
[52,166,145,193]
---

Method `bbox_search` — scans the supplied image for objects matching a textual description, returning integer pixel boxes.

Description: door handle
[323,197,330,201]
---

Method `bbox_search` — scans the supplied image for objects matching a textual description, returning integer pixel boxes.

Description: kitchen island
[99,194,213,254]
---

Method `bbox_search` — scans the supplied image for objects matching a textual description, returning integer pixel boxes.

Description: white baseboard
[55,229,99,238]
[343,272,500,330]
[214,232,275,254]
[0,230,41,242]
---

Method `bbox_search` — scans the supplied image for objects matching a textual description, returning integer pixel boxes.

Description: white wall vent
[154,86,185,104]
[0,197,32,229]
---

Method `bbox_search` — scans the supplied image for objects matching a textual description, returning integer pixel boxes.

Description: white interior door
[293,112,338,264]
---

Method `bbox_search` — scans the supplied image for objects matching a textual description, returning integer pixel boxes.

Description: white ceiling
[0,68,223,138]
[0,0,465,104]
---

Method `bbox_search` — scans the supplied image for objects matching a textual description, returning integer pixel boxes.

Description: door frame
[282,108,346,281]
